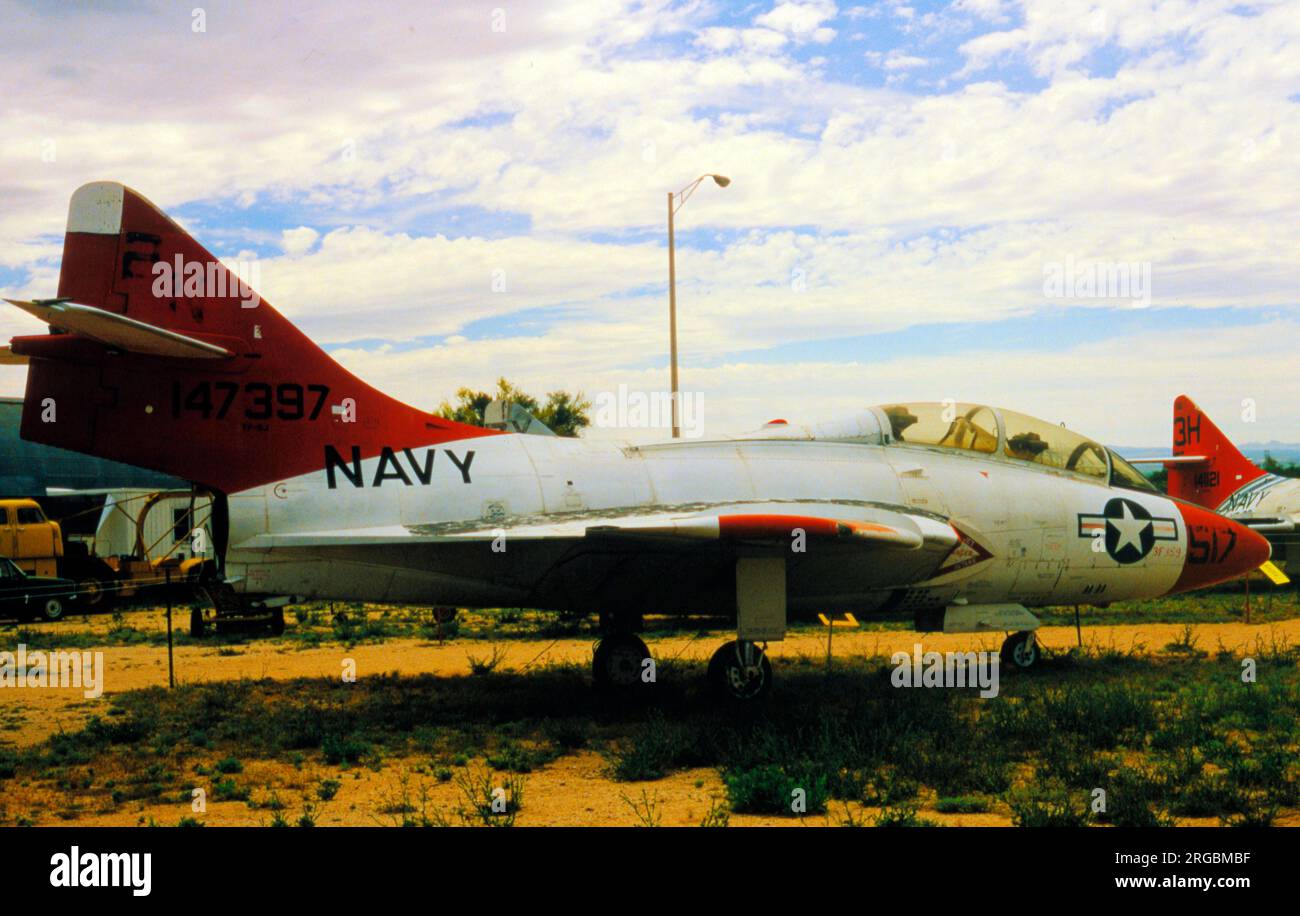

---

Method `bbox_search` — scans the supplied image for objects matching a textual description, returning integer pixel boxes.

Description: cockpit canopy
[745,402,1154,491]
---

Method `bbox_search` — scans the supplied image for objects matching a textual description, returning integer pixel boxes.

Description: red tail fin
[1168,394,1265,509]
[11,182,494,494]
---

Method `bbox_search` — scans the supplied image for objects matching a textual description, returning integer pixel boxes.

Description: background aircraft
[3,183,1269,698]
[1134,395,1300,568]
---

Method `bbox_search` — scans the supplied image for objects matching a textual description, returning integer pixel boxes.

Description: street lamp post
[667,173,730,438]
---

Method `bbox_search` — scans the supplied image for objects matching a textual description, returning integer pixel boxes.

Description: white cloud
[755,1,839,40]
[0,0,1297,448]
[325,315,1300,447]
[866,49,930,69]
[280,227,320,257]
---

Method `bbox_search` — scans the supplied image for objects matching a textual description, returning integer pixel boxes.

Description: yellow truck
[0,498,64,579]
[0,496,210,609]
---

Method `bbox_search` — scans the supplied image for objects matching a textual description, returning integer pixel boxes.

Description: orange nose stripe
[1171,501,1271,594]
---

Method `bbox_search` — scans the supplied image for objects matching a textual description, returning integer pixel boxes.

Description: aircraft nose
[1170,500,1271,594]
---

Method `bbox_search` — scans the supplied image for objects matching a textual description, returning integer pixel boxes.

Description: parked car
[0,556,78,622]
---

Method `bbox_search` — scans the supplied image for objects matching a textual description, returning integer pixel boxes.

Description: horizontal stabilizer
[0,345,27,365]
[6,298,232,359]
[1126,455,1208,465]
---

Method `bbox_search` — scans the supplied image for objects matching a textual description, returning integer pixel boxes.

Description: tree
[537,391,592,438]
[1261,451,1300,478]
[435,377,592,438]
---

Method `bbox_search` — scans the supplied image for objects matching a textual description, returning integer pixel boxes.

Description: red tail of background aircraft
[1166,394,1268,508]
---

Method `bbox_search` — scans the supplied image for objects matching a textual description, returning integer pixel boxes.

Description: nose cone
[1171,500,1271,594]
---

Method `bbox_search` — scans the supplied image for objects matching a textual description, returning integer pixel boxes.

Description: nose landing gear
[1000,630,1039,670]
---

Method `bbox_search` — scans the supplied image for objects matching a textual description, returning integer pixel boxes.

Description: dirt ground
[13,747,1035,828]
[2,613,1297,826]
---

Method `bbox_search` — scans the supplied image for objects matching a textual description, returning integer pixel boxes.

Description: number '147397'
[171,381,330,421]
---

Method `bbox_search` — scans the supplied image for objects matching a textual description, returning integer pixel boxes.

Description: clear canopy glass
[879,403,998,454]
[866,403,1153,490]
[742,402,1157,491]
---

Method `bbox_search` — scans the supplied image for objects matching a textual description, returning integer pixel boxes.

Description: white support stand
[736,557,787,642]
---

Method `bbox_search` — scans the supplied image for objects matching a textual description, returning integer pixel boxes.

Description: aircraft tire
[1000,631,1039,670]
[269,607,286,636]
[708,640,773,700]
[593,632,651,691]
[190,607,206,638]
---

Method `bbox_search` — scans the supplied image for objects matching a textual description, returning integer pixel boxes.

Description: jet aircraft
[3,184,1269,698]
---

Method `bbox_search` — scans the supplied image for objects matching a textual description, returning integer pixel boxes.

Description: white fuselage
[1216,474,1300,524]
[1213,474,1300,565]
[223,432,1190,617]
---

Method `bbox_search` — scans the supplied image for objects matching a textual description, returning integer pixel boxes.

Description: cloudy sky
[1,0,1297,446]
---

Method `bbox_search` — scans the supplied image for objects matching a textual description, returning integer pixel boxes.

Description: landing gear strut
[708,640,773,700]
[1000,630,1039,670]
[592,631,652,691]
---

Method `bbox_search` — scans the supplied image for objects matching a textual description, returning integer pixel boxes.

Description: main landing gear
[1000,630,1039,670]
[590,603,777,700]
[592,631,652,691]
[591,557,787,701]
[590,632,775,701]
[708,640,772,700]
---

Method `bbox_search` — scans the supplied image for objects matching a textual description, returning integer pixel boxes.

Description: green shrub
[875,802,937,827]
[322,734,369,766]
[611,715,709,782]
[934,795,991,814]
[724,764,828,816]
[213,778,249,802]
[1007,784,1090,827]
[1099,768,1173,827]
[486,740,555,773]
[1170,773,1243,818]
